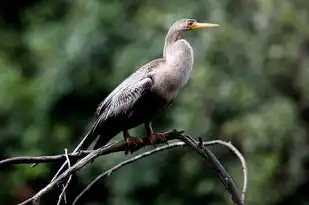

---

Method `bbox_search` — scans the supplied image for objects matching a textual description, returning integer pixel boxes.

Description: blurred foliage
[1,0,309,204]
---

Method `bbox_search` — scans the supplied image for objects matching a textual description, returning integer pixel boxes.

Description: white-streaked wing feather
[101,77,153,120]
[90,78,152,133]
[96,59,163,118]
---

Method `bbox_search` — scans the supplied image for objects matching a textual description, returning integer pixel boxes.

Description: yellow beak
[191,22,219,29]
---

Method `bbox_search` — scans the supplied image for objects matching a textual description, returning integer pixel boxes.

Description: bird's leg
[145,122,168,145]
[123,130,143,155]
[145,122,156,145]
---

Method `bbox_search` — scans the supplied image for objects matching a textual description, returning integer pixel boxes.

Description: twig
[0,151,91,167]
[0,131,182,167]
[177,135,244,205]
[18,146,106,205]
[206,140,248,202]
[17,130,246,205]
[57,149,72,205]
[73,139,247,205]
[17,129,184,205]
[73,141,186,205]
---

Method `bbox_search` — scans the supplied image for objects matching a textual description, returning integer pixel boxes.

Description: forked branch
[73,138,247,205]
[1,129,246,205]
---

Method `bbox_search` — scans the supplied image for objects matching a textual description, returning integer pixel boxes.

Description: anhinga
[53,19,218,180]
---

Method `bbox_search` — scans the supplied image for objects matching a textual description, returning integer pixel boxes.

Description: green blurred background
[1,0,309,204]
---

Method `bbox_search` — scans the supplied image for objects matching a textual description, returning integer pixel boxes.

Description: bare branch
[16,130,246,205]
[0,130,183,167]
[73,139,247,205]
[57,149,72,205]
[177,135,244,205]
[73,141,186,205]
[206,140,248,202]
[0,151,90,167]
[17,129,184,205]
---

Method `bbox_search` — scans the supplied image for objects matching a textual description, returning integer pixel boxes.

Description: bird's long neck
[163,28,181,59]
[160,27,194,89]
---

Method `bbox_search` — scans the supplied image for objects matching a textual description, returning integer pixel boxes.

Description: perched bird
[52,19,218,180]
[79,18,218,151]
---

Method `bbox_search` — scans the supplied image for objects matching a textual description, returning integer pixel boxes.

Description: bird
[52,19,218,181]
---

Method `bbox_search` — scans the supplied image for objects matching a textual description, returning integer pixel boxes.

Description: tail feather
[73,128,98,152]
[51,120,119,182]
[75,120,120,151]
[51,123,99,182]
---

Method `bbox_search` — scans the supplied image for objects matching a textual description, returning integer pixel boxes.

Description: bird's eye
[188,21,194,26]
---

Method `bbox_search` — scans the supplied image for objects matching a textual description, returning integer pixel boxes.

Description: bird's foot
[148,133,157,145]
[125,136,144,155]
[147,133,168,146]
[156,133,168,144]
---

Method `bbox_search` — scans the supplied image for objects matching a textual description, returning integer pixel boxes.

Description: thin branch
[177,135,244,205]
[0,151,90,167]
[57,149,72,205]
[206,140,248,202]
[73,139,247,205]
[18,145,107,205]
[0,131,183,167]
[17,130,246,205]
[73,141,186,205]
[18,129,184,205]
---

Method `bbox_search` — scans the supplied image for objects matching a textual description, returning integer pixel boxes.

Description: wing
[98,77,153,121]
[96,58,164,118]
[52,79,153,179]
[65,59,163,152]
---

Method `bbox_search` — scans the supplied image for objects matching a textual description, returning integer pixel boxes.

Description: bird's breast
[150,64,193,101]
[150,39,194,101]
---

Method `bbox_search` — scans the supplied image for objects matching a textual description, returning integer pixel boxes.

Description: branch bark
[73,139,247,205]
[10,129,246,205]
[0,151,90,167]
[57,149,72,205]
[0,130,183,167]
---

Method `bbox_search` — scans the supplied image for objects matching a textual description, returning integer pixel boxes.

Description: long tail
[50,125,98,182]
[51,120,118,182]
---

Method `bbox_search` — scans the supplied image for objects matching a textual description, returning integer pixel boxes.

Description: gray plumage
[79,20,194,150]
[75,19,219,151]
[52,19,218,180]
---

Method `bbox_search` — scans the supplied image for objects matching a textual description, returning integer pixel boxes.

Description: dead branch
[57,149,72,205]
[73,139,247,205]
[11,129,246,205]
[0,151,90,166]
[0,130,182,167]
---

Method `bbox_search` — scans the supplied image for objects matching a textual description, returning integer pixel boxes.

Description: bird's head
[172,19,219,32]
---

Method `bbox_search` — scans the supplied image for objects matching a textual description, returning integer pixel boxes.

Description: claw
[148,134,157,146]
[156,133,168,143]
[144,122,169,147]
[125,136,143,155]
[147,132,168,146]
